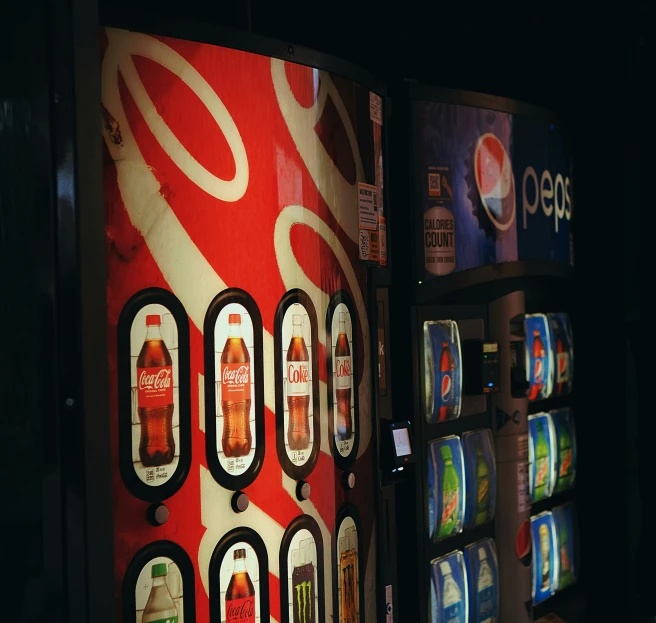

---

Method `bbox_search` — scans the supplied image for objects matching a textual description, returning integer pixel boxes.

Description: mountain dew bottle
[474,440,491,526]
[556,420,573,493]
[533,420,550,501]
[439,444,460,538]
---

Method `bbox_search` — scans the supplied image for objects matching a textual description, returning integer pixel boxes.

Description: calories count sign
[424,206,456,276]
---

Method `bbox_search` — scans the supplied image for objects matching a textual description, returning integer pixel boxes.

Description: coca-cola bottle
[438,340,457,421]
[287,314,310,451]
[334,312,352,441]
[221,314,252,458]
[225,548,255,623]
[137,314,175,467]
[143,563,178,623]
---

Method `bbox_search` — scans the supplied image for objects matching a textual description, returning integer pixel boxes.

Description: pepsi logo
[558,354,568,376]
[534,359,543,381]
[441,374,452,401]
[474,133,516,232]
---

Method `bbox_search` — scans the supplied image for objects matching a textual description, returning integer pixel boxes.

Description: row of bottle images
[424,313,573,423]
[429,504,578,623]
[428,430,496,541]
[531,504,578,604]
[118,286,361,501]
[529,409,576,503]
[126,512,362,623]
[430,539,499,623]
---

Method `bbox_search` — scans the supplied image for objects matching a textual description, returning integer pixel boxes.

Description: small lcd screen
[484,342,498,353]
[392,428,412,457]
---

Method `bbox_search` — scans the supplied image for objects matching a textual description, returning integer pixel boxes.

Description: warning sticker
[379,216,387,266]
[517,433,529,459]
[370,92,383,125]
[358,183,378,231]
[517,462,530,512]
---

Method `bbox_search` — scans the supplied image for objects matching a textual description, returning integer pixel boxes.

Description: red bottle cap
[146,314,161,326]
[229,314,241,324]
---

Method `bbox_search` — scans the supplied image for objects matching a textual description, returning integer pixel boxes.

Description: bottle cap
[234,548,246,560]
[229,313,241,324]
[146,314,161,326]
[151,563,168,578]
[440,443,453,461]
[439,561,452,575]
[478,547,487,561]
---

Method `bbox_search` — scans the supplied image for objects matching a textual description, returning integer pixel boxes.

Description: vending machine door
[101,21,385,623]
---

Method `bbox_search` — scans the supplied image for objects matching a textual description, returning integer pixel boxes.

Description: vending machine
[92,13,398,623]
[390,85,580,623]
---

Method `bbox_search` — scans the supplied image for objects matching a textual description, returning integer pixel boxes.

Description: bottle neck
[228,323,242,339]
[233,558,247,574]
[338,320,346,334]
[146,325,162,340]
[151,576,167,588]
[292,323,302,338]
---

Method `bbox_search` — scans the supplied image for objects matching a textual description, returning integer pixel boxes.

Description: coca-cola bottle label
[221,363,251,403]
[334,356,351,390]
[287,361,309,396]
[137,366,174,408]
[226,596,255,622]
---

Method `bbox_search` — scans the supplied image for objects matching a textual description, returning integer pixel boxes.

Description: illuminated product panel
[102,26,385,622]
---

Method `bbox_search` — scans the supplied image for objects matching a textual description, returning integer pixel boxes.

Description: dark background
[1,0,649,621]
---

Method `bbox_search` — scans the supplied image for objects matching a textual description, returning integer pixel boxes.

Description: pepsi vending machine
[93,14,400,623]
[391,85,580,623]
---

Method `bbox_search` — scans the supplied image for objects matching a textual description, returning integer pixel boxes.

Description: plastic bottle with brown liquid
[137,314,175,467]
[287,314,310,451]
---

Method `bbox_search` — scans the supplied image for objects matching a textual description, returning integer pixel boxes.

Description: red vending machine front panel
[101,25,383,623]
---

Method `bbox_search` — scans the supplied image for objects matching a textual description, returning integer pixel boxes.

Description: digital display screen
[484,342,498,353]
[392,428,412,457]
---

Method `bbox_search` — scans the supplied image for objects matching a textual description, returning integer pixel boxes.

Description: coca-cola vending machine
[389,85,580,623]
[97,13,398,623]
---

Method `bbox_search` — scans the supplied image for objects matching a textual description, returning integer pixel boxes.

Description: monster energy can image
[290,536,317,623]
[337,517,359,623]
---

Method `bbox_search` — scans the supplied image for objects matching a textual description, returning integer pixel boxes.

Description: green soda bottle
[556,421,573,493]
[438,444,460,538]
[474,439,491,526]
[533,420,550,501]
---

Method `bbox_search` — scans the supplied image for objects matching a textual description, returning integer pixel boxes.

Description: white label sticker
[370,92,383,125]
[517,433,529,459]
[358,182,378,231]
[517,462,530,512]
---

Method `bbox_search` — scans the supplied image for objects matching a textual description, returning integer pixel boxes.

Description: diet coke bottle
[221,314,252,457]
[287,314,310,451]
[136,314,174,467]
[334,312,352,441]
[225,548,255,623]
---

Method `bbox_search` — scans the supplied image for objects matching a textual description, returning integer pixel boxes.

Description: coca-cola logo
[227,598,255,619]
[139,367,172,391]
[223,365,250,386]
[336,358,351,378]
[441,373,452,401]
[288,364,309,384]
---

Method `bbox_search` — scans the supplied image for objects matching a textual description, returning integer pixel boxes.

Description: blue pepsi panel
[464,539,499,623]
[531,512,557,604]
[551,409,576,493]
[552,504,577,591]
[462,429,496,529]
[416,102,572,280]
[525,314,553,400]
[513,117,572,265]
[428,436,466,542]
[528,413,556,503]
[430,550,468,623]
[547,313,574,396]
[424,321,462,423]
